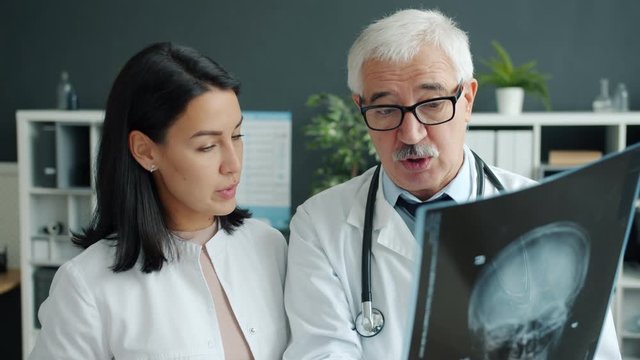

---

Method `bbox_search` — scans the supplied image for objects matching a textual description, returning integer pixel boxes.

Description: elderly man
[284,9,621,359]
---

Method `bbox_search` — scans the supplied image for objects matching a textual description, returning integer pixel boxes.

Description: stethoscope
[354,150,505,337]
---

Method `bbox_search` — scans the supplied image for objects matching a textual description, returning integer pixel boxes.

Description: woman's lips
[217,184,237,200]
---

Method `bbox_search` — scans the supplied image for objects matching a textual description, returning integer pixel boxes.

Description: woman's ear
[128,130,159,172]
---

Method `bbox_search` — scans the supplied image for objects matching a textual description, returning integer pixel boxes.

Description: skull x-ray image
[468,222,590,359]
[406,144,640,360]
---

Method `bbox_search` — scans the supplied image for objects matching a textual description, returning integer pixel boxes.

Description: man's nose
[397,111,427,145]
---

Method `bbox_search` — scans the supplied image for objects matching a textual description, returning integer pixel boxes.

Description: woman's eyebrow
[190,130,222,139]
[190,116,243,138]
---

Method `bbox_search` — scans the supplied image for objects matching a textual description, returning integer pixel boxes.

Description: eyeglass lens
[364,99,454,130]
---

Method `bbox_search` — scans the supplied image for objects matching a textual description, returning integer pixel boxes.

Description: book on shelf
[548,150,603,166]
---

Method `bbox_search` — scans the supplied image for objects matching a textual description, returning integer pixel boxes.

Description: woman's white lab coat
[31,218,289,360]
[284,160,621,359]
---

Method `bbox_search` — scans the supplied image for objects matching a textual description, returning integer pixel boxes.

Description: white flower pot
[496,87,525,115]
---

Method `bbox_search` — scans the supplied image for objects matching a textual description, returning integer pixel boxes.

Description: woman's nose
[221,145,242,175]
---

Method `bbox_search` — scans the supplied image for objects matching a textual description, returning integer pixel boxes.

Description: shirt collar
[382,145,474,205]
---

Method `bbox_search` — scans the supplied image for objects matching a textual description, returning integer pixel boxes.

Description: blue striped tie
[395,194,454,217]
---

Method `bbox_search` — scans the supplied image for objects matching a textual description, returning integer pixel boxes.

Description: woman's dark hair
[73,42,250,273]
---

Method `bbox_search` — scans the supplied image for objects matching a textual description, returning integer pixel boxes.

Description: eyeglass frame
[358,82,464,131]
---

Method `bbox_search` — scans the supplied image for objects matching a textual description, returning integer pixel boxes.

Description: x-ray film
[406,143,640,360]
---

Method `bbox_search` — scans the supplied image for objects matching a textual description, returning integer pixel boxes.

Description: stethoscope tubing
[361,165,382,305]
[358,151,504,337]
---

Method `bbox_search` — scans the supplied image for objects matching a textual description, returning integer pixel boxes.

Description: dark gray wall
[2,0,639,208]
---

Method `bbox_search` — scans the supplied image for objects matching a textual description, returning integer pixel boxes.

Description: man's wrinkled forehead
[364,82,450,104]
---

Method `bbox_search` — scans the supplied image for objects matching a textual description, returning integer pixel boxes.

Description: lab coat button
[249,327,256,334]
[208,340,214,348]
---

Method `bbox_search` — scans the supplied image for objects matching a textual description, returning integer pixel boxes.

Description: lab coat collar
[346,166,419,261]
[464,145,481,201]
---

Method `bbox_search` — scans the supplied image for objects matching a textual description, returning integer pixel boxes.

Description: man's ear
[463,79,479,123]
[128,130,159,172]
[352,94,362,107]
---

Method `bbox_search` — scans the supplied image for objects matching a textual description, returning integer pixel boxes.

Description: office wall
[1,0,639,208]
[0,163,19,268]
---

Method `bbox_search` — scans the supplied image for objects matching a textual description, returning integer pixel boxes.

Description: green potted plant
[477,40,552,114]
[304,93,377,194]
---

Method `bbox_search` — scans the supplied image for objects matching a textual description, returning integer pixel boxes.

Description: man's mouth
[400,157,429,170]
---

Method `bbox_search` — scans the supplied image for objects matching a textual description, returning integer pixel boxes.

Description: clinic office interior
[1,0,639,358]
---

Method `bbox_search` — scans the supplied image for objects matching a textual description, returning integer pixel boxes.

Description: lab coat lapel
[346,168,419,261]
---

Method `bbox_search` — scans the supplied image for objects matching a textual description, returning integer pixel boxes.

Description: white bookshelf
[17,110,103,358]
[618,264,640,358]
[470,111,640,175]
[470,111,640,358]
[16,110,640,357]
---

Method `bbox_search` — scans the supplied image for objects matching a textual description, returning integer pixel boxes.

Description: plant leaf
[477,40,552,110]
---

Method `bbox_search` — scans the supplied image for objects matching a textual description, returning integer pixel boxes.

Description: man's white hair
[347,9,474,96]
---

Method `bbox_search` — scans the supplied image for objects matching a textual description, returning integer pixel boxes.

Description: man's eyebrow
[189,116,243,139]
[419,83,446,92]
[366,83,446,104]
[369,91,391,104]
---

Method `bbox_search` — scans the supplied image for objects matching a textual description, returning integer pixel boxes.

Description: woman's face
[152,88,243,230]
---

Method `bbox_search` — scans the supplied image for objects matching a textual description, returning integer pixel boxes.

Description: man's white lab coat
[284,160,621,359]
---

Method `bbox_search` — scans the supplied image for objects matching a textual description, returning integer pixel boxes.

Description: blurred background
[1,0,638,208]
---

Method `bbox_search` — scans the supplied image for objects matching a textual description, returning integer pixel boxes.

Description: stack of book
[548,150,603,166]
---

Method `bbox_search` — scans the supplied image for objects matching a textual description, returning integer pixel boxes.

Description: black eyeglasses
[359,83,464,131]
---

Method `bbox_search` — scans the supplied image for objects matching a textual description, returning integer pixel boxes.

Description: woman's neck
[172,218,218,246]
[169,215,216,232]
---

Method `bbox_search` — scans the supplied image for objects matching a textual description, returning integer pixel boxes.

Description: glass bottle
[56,71,72,109]
[613,83,629,112]
[592,78,613,112]
[67,88,78,110]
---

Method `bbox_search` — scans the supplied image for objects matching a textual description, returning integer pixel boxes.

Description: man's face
[355,44,477,200]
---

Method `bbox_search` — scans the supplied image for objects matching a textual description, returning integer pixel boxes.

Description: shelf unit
[17,110,103,358]
[616,264,640,358]
[469,111,640,177]
[470,111,640,357]
[16,110,640,357]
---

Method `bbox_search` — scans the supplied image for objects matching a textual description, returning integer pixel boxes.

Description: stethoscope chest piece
[355,305,385,337]
[354,154,502,338]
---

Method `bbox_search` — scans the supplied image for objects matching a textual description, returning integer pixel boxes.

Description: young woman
[30,42,288,359]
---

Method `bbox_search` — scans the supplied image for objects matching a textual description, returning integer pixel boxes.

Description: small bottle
[56,71,71,109]
[67,88,78,110]
[592,78,613,112]
[613,83,629,112]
